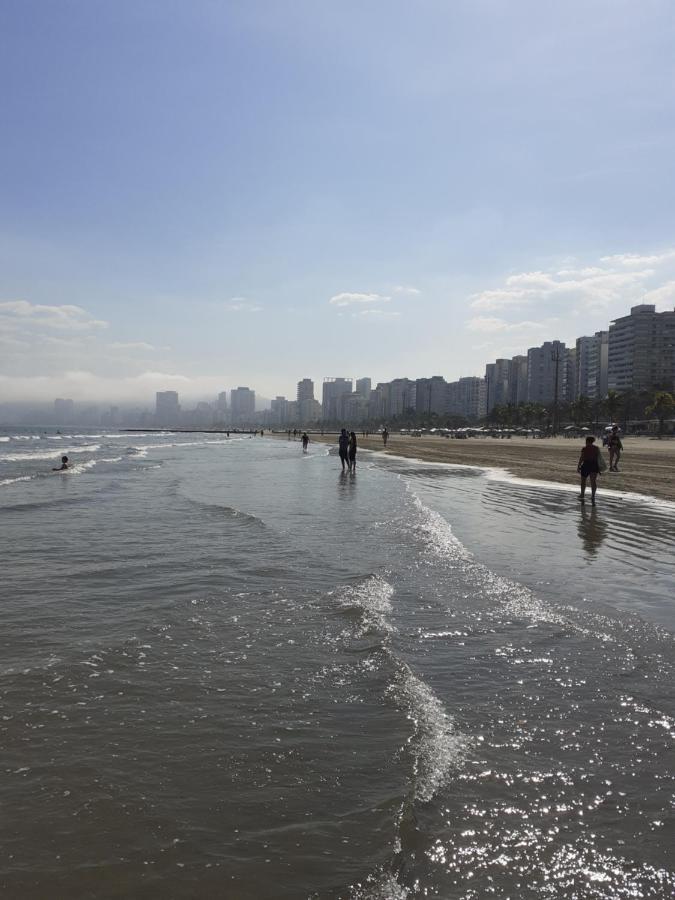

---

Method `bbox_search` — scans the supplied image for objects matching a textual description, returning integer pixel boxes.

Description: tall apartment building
[415,376,448,416]
[299,398,322,422]
[355,377,372,400]
[230,386,255,423]
[389,378,416,416]
[526,341,567,405]
[575,331,608,400]
[508,356,529,405]
[343,392,369,423]
[155,391,180,426]
[296,379,314,403]
[215,391,229,422]
[369,382,390,419]
[321,377,352,421]
[447,377,486,420]
[564,347,577,403]
[270,396,289,424]
[485,359,511,411]
[608,305,675,393]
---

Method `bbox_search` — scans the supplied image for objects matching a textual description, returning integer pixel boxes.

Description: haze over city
[2,1,675,407]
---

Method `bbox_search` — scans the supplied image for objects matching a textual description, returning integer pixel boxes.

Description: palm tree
[574,394,592,427]
[603,389,621,425]
[645,391,674,437]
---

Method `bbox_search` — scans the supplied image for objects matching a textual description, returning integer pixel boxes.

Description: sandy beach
[300,433,675,503]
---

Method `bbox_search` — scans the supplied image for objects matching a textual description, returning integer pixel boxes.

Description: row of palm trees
[487,389,674,435]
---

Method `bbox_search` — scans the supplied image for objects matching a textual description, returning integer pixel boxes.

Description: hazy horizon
[2,2,674,403]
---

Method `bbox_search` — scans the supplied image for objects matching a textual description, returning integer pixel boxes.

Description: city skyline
[2,3,675,403]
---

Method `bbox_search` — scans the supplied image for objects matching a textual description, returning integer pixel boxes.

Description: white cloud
[329,291,391,307]
[392,285,421,296]
[466,317,553,334]
[470,265,654,313]
[108,341,162,352]
[224,298,263,312]
[0,300,108,330]
[641,280,675,310]
[600,249,675,266]
[351,308,401,319]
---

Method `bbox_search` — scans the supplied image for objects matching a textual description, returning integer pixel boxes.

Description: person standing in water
[577,436,601,505]
[382,427,389,447]
[301,432,309,452]
[348,431,357,472]
[338,428,350,472]
[53,455,69,471]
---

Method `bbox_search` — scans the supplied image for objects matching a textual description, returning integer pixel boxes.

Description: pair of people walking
[338,428,357,473]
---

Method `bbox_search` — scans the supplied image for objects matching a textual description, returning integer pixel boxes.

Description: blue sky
[1,0,674,402]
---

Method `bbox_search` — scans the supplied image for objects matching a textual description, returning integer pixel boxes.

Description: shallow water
[2,430,674,898]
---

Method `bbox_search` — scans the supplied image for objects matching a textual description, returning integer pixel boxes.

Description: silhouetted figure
[338,428,350,472]
[302,432,309,452]
[577,436,602,505]
[53,455,69,471]
[348,431,357,472]
[608,426,623,471]
[382,428,389,447]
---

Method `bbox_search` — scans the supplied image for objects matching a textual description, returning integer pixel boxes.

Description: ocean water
[1,429,674,899]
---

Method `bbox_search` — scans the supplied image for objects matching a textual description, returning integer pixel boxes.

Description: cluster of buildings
[39,303,673,429]
[482,303,674,415]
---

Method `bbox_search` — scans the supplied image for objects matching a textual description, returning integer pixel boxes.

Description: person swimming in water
[53,455,69,471]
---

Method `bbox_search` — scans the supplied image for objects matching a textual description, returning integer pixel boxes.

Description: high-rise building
[343,392,369,423]
[321,378,353,421]
[526,341,566,405]
[271,396,289,424]
[485,359,512,410]
[389,378,416,416]
[369,383,390,419]
[296,379,314,403]
[575,332,608,400]
[355,377,372,400]
[230,387,256,423]
[509,356,529,405]
[447,377,486,420]
[299,398,321,422]
[608,305,675,393]
[155,391,180,426]
[414,376,448,416]
[564,347,577,403]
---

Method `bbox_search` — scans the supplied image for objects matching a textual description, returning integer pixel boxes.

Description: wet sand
[302,434,675,503]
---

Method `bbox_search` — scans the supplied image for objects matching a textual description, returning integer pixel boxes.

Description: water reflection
[577,506,608,558]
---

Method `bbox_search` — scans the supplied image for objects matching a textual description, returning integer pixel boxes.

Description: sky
[1,0,675,404]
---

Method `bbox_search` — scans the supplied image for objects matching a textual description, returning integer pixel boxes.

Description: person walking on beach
[382,427,389,448]
[608,426,623,472]
[577,436,602,505]
[301,432,309,452]
[348,431,357,472]
[53,455,69,471]
[338,428,350,472]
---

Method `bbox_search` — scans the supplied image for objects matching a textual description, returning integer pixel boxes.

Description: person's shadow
[578,506,607,558]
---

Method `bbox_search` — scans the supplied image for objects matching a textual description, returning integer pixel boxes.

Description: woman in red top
[577,436,600,505]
